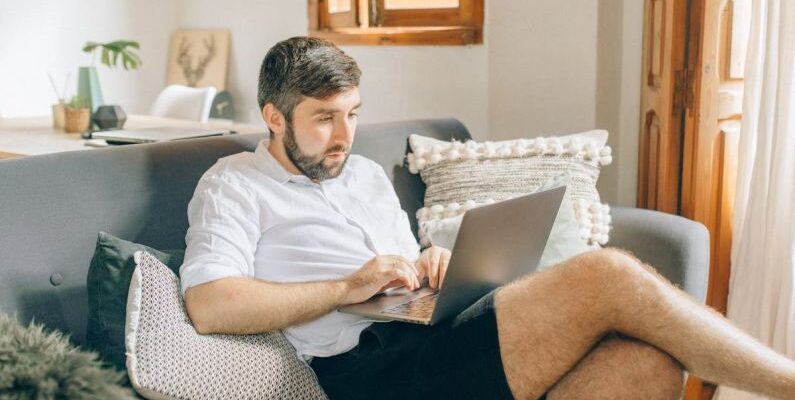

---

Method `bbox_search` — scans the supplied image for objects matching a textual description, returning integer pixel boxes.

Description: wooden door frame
[680,5,713,400]
[682,0,738,316]
[637,0,691,214]
[681,0,745,397]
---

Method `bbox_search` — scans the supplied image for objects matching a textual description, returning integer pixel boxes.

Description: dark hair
[257,37,361,124]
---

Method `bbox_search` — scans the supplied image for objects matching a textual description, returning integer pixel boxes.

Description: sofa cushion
[86,232,185,372]
[421,174,592,270]
[407,130,613,247]
[125,251,327,399]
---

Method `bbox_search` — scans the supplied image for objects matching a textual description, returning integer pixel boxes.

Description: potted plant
[63,96,91,133]
[78,40,142,113]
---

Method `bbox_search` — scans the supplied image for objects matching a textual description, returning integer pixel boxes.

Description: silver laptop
[92,127,224,144]
[338,184,565,325]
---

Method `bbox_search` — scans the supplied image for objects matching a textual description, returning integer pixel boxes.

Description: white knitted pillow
[125,251,327,400]
[407,130,613,247]
[421,174,592,270]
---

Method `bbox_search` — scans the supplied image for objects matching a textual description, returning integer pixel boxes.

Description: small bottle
[52,99,66,130]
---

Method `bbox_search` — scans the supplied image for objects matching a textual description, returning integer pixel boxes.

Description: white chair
[149,85,217,123]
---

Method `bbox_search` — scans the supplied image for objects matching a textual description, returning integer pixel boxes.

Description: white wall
[616,0,643,207]
[595,0,643,207]
[344,46,489,140]
[488,1,598,140]
[0,0,177,117]
[174,0,303,130]
[0,0,642,205]
[175,0,489,138]
[487,0,641,206]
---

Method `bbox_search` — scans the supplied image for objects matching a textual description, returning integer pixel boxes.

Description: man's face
[282,87,361,181]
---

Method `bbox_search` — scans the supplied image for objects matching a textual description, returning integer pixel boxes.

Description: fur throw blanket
[0,313,134,399]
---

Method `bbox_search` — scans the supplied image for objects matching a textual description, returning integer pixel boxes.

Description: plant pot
[64,108,91,133]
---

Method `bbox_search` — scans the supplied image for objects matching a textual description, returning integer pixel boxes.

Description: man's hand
[342,255,420,304]
[415,245,452,290]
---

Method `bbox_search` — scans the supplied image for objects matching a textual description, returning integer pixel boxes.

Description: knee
[548,335,685,400]
[584,248,645,274]
[569,248,661,291]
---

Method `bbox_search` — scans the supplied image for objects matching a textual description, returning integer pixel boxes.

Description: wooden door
[638,0,690,214]
[680,0,749,398]
[639,0,749,398]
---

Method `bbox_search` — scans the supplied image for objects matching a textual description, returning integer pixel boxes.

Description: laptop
[91,127,224,144]
[338,184,565,325]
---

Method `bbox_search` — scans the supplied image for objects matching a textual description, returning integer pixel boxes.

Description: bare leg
[547,332,684,400]
[495,248,795,399]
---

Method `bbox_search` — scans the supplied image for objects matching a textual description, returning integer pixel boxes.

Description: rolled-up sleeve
[180,174,262,295]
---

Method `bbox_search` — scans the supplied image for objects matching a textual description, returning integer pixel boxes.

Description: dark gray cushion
[86,232,184,372]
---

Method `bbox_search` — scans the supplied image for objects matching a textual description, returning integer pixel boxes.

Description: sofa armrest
[607,207,710,303]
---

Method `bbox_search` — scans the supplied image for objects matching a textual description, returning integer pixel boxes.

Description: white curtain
[715,0,795,399]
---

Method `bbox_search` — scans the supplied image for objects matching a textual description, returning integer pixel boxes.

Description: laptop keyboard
[382,293,439,318]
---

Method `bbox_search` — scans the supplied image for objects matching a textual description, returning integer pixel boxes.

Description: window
[308,0,484,46]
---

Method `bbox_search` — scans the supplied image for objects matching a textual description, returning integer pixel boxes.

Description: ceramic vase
[77,66,104,113]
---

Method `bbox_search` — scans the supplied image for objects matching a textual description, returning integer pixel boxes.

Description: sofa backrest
[0,118,470,345]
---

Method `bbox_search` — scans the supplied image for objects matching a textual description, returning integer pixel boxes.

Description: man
[180,37,795,399]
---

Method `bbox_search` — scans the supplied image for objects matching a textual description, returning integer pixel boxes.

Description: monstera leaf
[83,40,142,70]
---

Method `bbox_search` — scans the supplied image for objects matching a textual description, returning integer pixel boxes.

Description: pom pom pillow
[407,130,613,247]
[420,174,592,271]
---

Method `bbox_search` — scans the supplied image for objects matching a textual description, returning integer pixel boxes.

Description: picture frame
[166,29,230,90]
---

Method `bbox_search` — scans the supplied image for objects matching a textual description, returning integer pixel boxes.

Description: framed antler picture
[166,29,230,90]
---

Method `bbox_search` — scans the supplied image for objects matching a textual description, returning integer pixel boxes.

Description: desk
[0,115,266,159]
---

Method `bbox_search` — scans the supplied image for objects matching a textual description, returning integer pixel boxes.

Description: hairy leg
[494,248,795,399]
[547,332,684,400]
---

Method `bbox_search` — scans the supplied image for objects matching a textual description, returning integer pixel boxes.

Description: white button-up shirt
[180,140,421,360]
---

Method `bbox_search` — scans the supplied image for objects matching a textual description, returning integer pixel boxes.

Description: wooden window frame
[320,0,359,29]
[308,0,484,46]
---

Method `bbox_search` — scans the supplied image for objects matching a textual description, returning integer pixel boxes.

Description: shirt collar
[253,140,293,184]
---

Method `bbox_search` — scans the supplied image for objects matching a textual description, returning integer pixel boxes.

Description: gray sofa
[0,118,709,390]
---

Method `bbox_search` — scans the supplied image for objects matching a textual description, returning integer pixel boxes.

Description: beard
[283,120,350,181]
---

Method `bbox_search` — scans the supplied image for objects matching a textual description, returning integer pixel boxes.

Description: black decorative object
[210,91,235,120]
[92,105,127,130]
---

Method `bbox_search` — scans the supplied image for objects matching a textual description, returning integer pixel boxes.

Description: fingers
[439,249,451,289]
[396,266,419,291]
[400,255,420,277]
[413,257,428,281]
[386,255,419,290]
[378,280,402,293]
[428,248,442,289]
[418,246,447,289]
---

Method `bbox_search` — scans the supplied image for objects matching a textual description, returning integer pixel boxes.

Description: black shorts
[310,290,547,400]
